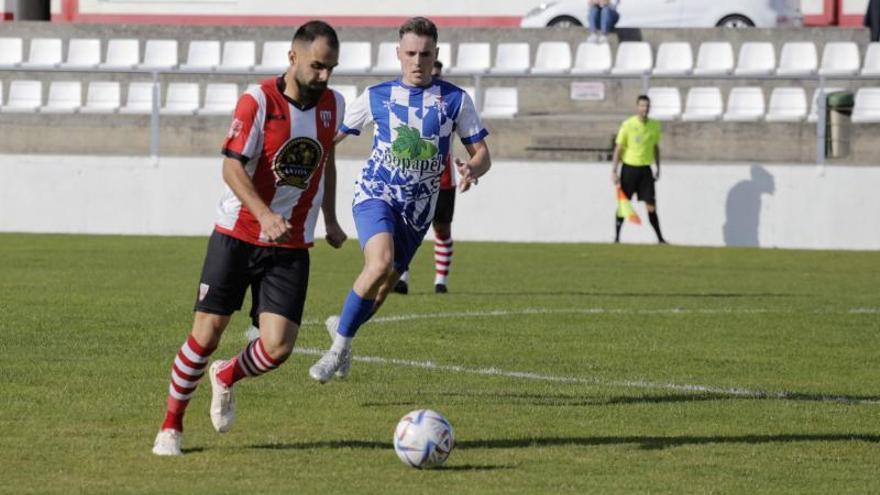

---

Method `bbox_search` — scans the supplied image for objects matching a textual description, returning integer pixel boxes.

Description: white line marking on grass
[849,308,880,314]
[294,347,879,406]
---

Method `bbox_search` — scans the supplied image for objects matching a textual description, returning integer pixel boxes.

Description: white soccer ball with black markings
[393,409,455,468]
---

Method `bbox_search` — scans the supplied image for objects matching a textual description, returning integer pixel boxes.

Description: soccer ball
[393,409,455,468]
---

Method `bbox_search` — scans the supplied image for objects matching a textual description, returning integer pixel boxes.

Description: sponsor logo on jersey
[198,283,210,301]
[376,125,443,173]
[227,118,244,139]
[272,137,324,189]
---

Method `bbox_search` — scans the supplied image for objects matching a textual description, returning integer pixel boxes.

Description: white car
[521,0,802,28]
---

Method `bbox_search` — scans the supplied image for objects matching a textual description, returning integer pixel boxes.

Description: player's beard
[295,76,327,106]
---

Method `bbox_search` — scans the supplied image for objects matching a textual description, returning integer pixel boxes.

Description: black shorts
[194,231,310,325]
[620,164,656,204]
[433,188,456,224]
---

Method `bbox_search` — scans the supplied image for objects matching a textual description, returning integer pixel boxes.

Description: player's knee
[364,257,393,283]
[261,339,293,363]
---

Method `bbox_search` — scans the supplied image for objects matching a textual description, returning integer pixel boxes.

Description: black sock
[614,216,624,242]
[648,211,665,243]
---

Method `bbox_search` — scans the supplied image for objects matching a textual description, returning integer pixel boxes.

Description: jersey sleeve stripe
[339,124,360,135]
[221,148,250,163]
[460,128,489,145]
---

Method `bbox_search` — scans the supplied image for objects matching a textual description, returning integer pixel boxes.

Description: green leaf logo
[391,125,438,160]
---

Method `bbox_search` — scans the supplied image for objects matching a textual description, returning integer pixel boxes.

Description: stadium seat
[646,87,681,121]
[851,88,880,123]
[693,42,734,75]
[722,87,765,122]
[807,86,844,123]
[819,42,860,76]
[255,41,290,73]
[61,38,101,69]
[119,82,158,114]
[99,39,140,69]
[0,82,3,107]
[1,80,42,113]
[776,42,817,76]
[450,42,491,75]
[22,38,63,69]
[531,42,571,74]
[570,42,612,75]
[611,42,652,75]
[331,84,358,106]
[336,41,372,75]
[0,37,23,68]
[765,87,807,122]
[162,82,200,115]
[480,87,518,118]
[180,40,221,71]
[862,43,880,76]
[80,82,121,114]
[653,42,693,75]
[218,41,256,72]
[490,42,530,75]
[373,42,400,74]
[734,42,776,76]
[138,39,178,70]
[41,81,82,113]
[437,42,452,70]
[199,83,238,116]
[681,87,723,121]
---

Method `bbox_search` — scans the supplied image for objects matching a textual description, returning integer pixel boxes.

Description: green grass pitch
[1,233,878,494]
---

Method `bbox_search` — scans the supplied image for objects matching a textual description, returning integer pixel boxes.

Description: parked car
[521,0,802,28]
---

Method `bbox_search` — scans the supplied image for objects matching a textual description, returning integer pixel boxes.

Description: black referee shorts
[620,163,656,204]
[433,188,456,224]
[194,231,310,325]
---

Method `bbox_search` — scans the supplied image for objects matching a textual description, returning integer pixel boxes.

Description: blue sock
[337,290,375,338]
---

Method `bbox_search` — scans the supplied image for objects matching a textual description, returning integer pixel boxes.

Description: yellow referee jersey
[615,116,662,166]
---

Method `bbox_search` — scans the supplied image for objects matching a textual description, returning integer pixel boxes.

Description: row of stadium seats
[1,36,879,77]
[0,80,520,118]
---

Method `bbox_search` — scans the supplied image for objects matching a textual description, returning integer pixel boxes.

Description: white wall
[1,154,878,250]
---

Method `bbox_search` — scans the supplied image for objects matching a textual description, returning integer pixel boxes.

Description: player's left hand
[654,170,661,181]
[455,158,478,193]
[324,221,347,249]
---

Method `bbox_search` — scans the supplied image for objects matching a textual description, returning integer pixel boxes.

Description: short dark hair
[637,94,651,103]
[399,16,438,43]
[433,60,443,70]
[293,20,339,50]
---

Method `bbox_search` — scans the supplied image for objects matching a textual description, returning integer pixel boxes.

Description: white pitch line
[294,347,879,406]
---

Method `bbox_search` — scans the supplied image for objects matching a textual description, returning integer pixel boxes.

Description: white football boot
[209,360,235,433]
[324,315,351,379]
[309,347,351,384]
[152,429,182,456]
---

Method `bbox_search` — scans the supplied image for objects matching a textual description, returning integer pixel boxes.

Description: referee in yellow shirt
[611,94,667,244]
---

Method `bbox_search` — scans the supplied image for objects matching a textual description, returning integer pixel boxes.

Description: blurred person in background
[588,0,620,43]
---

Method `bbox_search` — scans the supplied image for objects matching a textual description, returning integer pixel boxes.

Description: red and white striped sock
[434,235,453,286]
[215,338,280,388]
[161,334,214,432]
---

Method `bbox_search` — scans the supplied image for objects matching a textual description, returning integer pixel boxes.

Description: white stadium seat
[81,82,121,114]
[120,82,158,114]
[255,41,290,73]
[611,42,652,75]
[480,87,518,118]
[765,87,807,122]
[436,42,452,70]
[218,40,255,72]
[450,42,491,75]
[490,43,530,75]
[199,83,238,116]
[777,42,817,76]
[722,87,765,122]
[139,39,178,70]
[571,42,612,75]
[531,41,571,74]
[0,37,23,68]
[336,41,372,75]
[819,42,860,76]
[180,40,220,71]
[681,87,723,121]
[0,82,3,107]
[693,42,734,75]
[22,38,63,69]
[99,38,140,69]
[41,81,82,113]
[647,87,681,121]
[331,85,358,107]
[373,42,400,74]
[734,42,776,76]
[851,88,880,123]
[61,38,101,69]
[162,82,200,115]
[807,86,844,123]
[653,42,693,75]
[1,80,42,113]
[862,43,880,76]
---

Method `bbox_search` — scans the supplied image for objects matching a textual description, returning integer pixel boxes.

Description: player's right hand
[611,170,620,184]
[258,210,292,243]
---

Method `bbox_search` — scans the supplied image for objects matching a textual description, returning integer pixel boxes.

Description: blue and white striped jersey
[340,78,488,232]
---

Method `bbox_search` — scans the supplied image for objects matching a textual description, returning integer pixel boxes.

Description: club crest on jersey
[272,137,323,189]
[320,110,332,128]
[198,283,210,302]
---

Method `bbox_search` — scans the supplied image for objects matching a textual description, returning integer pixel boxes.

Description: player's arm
[222,157,290,243]
[321,147,347,248]
[611,125,626,184]
[456,140,491,193]
[653,144,661,181]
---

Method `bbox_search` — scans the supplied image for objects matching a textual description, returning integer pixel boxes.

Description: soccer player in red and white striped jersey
[152,21,347,456]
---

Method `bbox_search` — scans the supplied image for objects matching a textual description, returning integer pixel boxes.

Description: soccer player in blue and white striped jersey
[309,16,491,383]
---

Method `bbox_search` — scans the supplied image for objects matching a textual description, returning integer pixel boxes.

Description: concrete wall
[2,154,878,250]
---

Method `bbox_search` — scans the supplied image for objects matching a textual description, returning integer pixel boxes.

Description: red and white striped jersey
[216,77,344,249]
